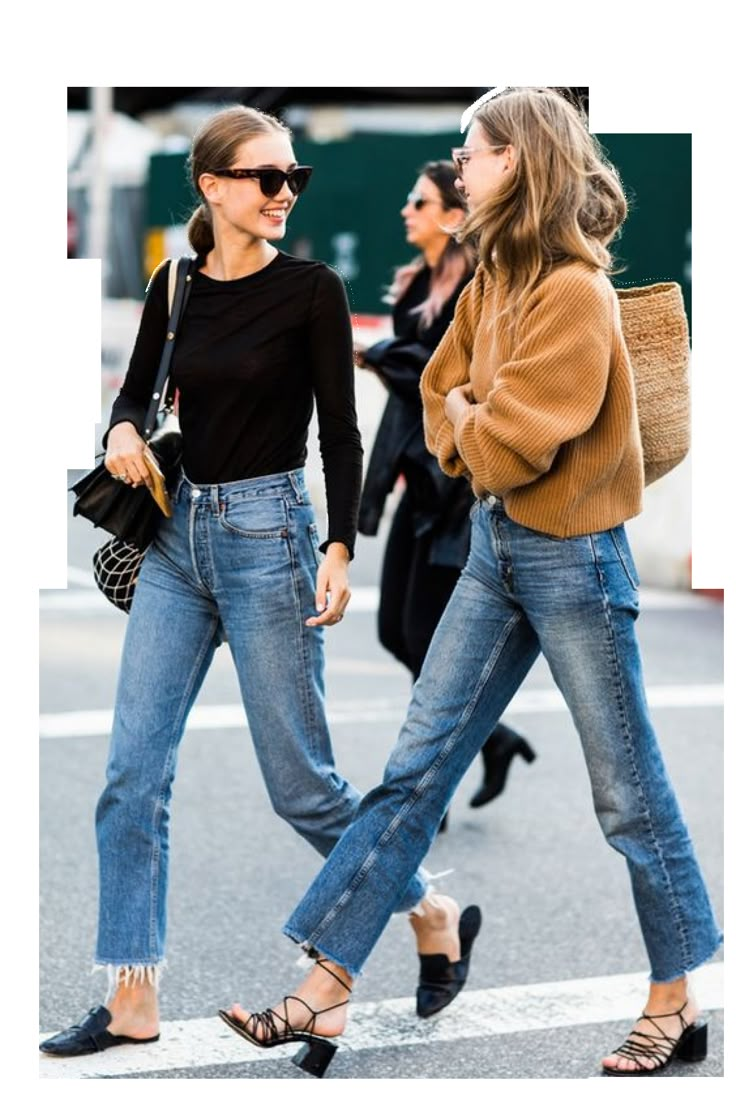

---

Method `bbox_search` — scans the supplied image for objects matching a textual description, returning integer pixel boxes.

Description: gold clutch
[142,448,174,518]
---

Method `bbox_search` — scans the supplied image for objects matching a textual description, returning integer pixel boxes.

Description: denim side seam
[589,536,693,979]
[298,608,525,960]
[148,615,220,960]
[284,519,320,758]
[609,527,640,591]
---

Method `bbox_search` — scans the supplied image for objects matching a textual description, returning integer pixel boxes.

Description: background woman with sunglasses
[218,88,721,1078]
[355,161,535,829]
[41,104,439,1059]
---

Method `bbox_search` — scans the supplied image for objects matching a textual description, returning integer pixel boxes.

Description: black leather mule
[40,1005,160,1057]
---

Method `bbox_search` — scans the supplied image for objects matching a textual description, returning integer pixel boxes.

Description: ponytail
[185,105,291,259]
[187,204,214,256]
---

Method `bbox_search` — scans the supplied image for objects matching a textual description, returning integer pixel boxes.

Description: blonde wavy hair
[457,87,628,315]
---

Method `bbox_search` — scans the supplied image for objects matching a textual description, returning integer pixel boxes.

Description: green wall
[145,132,691,322]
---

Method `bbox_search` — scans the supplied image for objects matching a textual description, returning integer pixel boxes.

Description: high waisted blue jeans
[284,497,723,981]
[95,469,426,970]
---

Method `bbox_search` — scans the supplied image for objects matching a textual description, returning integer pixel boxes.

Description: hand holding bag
[70,257,192,546]
[71,257,192,612]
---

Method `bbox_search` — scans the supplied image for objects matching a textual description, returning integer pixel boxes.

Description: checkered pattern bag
[92,539,147,613]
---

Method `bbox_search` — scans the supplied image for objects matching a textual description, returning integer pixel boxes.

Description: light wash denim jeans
[285,496,723,981]
[95,468,426,972]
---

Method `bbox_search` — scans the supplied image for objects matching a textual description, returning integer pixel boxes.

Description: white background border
[13,4,729,1098]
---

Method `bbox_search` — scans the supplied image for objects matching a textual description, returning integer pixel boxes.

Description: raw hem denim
[95,467,426,967]
[283,497,723,981]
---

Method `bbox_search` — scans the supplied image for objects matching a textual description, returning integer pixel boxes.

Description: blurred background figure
[354,160,536,830]
[67,208,78,259]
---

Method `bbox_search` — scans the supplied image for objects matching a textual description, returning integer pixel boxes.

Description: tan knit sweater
[420,260,644,537]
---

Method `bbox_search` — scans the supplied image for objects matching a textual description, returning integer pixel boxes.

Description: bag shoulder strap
[142,257,193,439]
[167,257,179,314]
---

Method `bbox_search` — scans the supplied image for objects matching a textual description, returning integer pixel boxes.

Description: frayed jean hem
[648,930,724,984]
[92,960,166,992]
[283,927,362,980]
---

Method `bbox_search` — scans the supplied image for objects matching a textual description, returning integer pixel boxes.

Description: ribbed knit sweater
[420,260,645,537]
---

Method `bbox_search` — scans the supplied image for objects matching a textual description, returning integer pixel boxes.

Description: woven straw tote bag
[616,282,691,486]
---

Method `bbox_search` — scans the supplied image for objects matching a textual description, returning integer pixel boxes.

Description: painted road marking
[38,683,724,740]
[39,583,719,614]
[39,961,723,1079]
[65,565,98,587]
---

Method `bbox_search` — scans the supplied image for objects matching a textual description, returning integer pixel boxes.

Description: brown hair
[385,161,475,329]
[186,106,292,256]
[457,87,627,316]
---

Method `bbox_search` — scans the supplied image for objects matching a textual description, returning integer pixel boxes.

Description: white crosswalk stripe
[38,961,723,1079]
[38,683,724,740]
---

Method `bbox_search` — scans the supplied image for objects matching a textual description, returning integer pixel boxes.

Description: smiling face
[199,131,301,243]
[456,121,516,212]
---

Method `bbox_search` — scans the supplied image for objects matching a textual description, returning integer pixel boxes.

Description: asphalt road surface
[39,482,724,1080]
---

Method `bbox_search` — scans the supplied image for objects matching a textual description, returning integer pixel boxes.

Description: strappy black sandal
[218,959,351,1078]
[602,1000,708,1076]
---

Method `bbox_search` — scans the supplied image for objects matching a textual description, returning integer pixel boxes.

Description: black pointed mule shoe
[416,904,483,1018]
[39,1005,160,1057]
[219,959,351,1078]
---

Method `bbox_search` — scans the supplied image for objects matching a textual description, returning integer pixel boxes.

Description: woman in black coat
[355,160,536,827]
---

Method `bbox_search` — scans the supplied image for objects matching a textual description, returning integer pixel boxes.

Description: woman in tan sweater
[219,88,722,1078]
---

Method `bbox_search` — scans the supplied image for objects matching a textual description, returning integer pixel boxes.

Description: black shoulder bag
[69,257,193,612]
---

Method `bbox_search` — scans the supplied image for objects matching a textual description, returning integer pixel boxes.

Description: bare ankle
[308,960,353,998]
[645,976,695,1013]
[649,977,686,997]
[108,981,158,1012]
[409,892,458,931]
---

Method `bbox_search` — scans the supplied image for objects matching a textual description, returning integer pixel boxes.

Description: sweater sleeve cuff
[453,404,478,465]
[428,419,469,479]
[434,419,458,459]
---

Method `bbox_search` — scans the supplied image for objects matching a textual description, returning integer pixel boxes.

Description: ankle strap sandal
[219,959,352,1078]
[603,1000,708,1076]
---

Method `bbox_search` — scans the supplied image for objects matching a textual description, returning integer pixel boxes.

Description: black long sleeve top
[392,265,467,354]
[364,266,470,403]
[107,251,364,557]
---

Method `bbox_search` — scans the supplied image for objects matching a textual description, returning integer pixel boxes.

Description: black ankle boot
[469,723,536,808]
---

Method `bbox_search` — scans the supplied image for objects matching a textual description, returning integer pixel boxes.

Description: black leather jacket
[357,266,474,569]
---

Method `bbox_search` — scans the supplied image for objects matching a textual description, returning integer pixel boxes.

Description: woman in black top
[41,105,431,1058]
[356,162,535,828]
